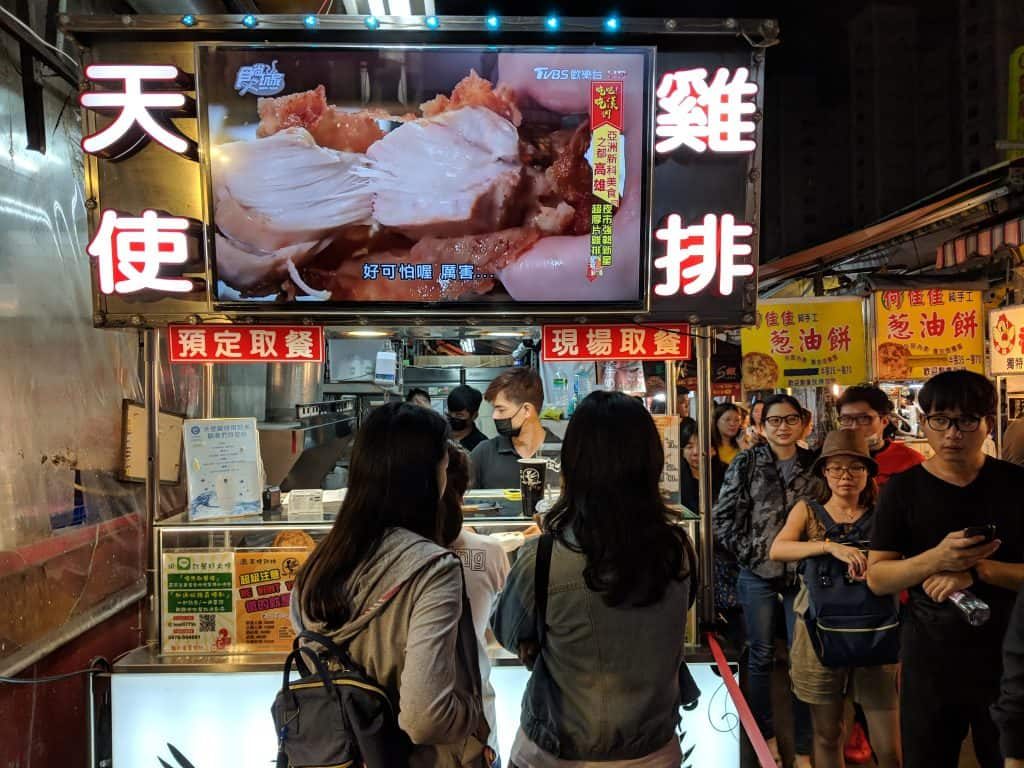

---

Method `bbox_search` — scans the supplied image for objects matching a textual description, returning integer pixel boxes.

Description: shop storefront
[61,12,778,765]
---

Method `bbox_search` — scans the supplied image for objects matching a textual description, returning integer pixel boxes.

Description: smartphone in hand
[963,524,996,543]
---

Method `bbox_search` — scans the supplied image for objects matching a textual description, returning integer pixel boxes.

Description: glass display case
[111,506,738,767]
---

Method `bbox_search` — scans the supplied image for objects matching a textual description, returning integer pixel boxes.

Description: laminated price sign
[235,549,310,652]
[989,305,1024,375]
[162,552,235,654]
[873,290,984,380]
[740,297,867,389]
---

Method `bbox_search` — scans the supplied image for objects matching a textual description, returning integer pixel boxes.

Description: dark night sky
[435,1,1007,263]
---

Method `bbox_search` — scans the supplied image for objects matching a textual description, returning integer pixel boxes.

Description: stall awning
[759,158,1024,293]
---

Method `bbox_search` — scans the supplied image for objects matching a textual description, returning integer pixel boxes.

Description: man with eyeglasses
[867,371,1024,768]
[837,385,924,486]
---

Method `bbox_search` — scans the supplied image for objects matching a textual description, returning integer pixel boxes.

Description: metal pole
[144,329,161,647]
[665,359,677,416]
[695,327,715,626]
[996,375,1004,458]
[202,362,215,418]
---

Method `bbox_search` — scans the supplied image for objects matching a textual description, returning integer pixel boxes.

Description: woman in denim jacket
[493,391,695,767]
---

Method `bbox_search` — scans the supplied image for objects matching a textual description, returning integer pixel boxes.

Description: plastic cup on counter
[518,457,547,518]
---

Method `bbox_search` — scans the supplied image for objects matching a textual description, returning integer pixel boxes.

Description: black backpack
[272,629,411,768]
[799,501,900,669]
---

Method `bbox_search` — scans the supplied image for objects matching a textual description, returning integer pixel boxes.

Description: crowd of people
[289,368,1024,768]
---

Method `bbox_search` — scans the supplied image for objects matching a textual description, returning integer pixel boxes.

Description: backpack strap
[808,499,838,532]
[535,533,554,649]
[299,550,459,668]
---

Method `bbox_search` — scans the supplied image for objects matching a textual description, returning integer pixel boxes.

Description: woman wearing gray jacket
[291,402,489,767]
[493,392,695,767]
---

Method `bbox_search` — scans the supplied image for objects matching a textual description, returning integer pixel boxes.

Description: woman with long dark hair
[493,391,695,767]
[291,402,489,767]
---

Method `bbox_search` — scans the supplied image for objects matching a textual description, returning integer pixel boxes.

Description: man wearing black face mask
[447,385,487,452]
[470,368,560,490]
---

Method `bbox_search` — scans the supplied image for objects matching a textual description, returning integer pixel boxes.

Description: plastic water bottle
[567,373,581,417]
[949,590,990,626]
[552,369,569,415]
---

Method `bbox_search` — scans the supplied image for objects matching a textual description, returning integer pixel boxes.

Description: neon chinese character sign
[87,209,196,295]
[80,64,197,160]
[654,213,754,297]
[654,67,758,154]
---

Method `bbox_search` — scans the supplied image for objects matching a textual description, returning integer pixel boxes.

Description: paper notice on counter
[234,550,309,652]
[162,551,236,654]
[287,489,324,521]
[183,418,262,520]
[652,414,681,506]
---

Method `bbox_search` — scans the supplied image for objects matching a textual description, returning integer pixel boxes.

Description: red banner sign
[168,325,324,364]
[590,80,624,130]
[542,324,691,362]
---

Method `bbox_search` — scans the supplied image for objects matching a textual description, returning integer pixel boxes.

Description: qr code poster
[162,551,236,654]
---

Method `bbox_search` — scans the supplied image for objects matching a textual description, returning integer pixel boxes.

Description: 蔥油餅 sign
[740,297,868,389]
[873,289,984,380]
[70,17,768,328]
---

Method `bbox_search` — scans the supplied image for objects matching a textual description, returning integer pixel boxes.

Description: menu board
[740,297,867,389]
[652,414,682,505]
[120,400,184,484]
[183,417,262,520]
[234,549,309,652]
[873,290,984,380]
[199,45,652,310]
[162,551,235,654]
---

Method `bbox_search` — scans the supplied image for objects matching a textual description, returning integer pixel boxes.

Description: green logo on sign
[176,556,192,570]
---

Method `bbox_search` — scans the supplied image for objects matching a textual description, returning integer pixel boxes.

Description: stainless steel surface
[214,362,267,419]
[126,0,232,14]
[266,362,321,422]
[742,50,769,325]
[997,375,1004,457]
[64,15,778,37]
[0,582,145,679]
[145,328,161,646]
[695,328,715,626]
[665,359,677,417]
[202,362,215,417]
[0,22,147,673]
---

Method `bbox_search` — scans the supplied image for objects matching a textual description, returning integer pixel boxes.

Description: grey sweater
[291,527,488,767]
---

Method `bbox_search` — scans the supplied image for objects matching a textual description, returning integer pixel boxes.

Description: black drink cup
[518,458,547,517]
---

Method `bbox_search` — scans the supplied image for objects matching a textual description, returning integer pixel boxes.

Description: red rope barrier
[706,632,779,768]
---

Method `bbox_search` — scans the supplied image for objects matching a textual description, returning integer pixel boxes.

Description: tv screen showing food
[198,45,653,311]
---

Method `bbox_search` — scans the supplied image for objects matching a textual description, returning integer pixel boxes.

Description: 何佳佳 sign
[740,297,867,389]
[168,325,324,364]
[542,324,691,362]
[873,289,984,380]
[989,305,1024,375]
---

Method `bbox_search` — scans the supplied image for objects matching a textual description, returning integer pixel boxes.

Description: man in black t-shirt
[868,371,1024,768]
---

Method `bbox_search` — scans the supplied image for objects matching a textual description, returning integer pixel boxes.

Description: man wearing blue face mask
[470,368,560,490]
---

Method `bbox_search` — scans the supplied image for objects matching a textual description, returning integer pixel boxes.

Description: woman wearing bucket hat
[770,431,901,768]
